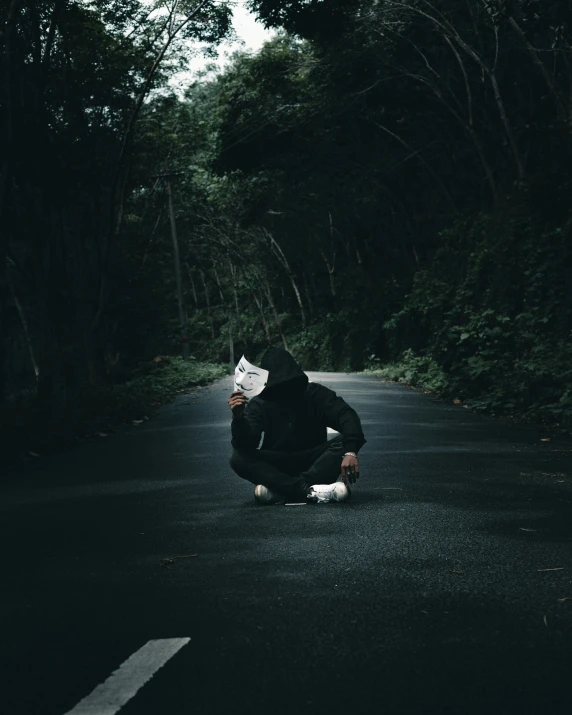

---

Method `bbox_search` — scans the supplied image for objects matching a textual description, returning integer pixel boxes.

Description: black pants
[230,435,345,498]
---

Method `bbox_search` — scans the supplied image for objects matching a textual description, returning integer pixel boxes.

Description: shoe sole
[308,491,351,504]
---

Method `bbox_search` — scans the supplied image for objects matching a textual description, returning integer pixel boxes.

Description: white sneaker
[254,485,286,505]
[307,482,350,504]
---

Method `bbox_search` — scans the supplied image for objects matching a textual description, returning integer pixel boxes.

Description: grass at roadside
[364,352,449,395]
[0,357,228,466]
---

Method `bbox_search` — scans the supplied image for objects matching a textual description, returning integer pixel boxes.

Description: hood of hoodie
[259,347,308,401]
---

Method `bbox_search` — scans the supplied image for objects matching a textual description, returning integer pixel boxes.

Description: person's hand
[341,453,359,484]
[228,390,248,418]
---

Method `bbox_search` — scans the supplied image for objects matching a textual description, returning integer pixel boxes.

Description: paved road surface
[2,373,572,715]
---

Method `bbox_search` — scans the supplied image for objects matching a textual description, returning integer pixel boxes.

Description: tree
[0,0,233,404]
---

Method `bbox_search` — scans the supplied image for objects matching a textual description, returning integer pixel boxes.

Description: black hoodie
[231,347,366,454]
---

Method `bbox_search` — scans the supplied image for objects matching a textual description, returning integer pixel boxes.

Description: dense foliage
[0,0,232,405]
[2,0,572,431]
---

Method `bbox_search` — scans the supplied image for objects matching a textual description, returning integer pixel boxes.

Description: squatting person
[228,347,366,504]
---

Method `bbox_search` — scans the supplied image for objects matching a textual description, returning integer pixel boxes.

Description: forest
[1,0,572,457]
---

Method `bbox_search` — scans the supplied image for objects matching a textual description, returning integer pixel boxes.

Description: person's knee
[229,449,256,476]
[229,450,245,473]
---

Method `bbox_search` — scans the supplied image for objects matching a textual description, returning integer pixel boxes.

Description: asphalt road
[2,372,572,715]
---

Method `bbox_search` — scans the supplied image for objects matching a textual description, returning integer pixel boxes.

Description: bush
[379,208,572,426]
[365,349,448,394]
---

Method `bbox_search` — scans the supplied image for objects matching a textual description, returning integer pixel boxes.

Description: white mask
[234,355,269,397]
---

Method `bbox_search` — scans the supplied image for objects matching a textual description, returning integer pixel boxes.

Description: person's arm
[228,391,264,450]
[314,384,366,453]
[314,384,366,482]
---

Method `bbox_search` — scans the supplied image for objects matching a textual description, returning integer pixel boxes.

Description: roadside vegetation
[1,358,226,463]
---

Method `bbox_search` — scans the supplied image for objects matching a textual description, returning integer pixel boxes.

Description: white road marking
[63,638,190,715]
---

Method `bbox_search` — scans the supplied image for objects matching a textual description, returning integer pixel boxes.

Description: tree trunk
[302,272,315,320]
[227,259,243,340]
[261,275,288,350]
[199,269,216,339]
[252,290,271,342]
[166,179,189,358]
[308,268,320,305]
[36,321,69,410]
[188,268,198,309]
[508,16,568,123]
[7,271,39,379]
[466,124,498,202]
[212,264,226,304]
[319,248,337,298]
[490,70,526,180]
[83,324,106,388]
[265,231,307,327]
[228,315,234,374]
